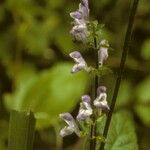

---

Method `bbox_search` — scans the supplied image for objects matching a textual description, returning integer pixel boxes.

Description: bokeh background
[0,0,150,149]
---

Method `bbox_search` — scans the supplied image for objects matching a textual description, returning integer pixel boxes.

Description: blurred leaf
[136,76,150,103]
[4,63,89,128]
[8,110,35,150]
[0,120,8,150]
[105,111,138,150]
[134,105,150,127]
[135,76,150,126]
[48,0,64,9]
[55,29,74,55]
[141,39,150,60]
[116,80,132,108]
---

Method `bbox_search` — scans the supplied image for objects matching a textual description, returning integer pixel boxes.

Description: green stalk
[100,0,139,149]
[8,110,36,150]
[90,33,98,150]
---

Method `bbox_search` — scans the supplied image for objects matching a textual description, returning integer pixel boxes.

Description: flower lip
[81,95,91,103]
[69,51,81,59]
[59,113,73,121]
[81,0,88,7]
[60,126,74,137]
[70,11,82,20]
[97,86,107,95]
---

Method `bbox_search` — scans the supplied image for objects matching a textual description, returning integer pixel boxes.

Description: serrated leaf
[105,111,138,150]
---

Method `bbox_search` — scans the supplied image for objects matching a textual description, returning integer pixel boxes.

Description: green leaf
[135,76,150,103]
[116,80,132,108]
[4,63,89,128]
[141,39,150,60]
[134,105,150,127]
[134,77,150,126]
[0,120,8,150]
[105,111,138,150]
[8,110,36,150]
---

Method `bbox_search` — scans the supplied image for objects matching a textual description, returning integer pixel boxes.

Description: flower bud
[98,40,109,66]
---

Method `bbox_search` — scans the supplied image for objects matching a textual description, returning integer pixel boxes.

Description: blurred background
[0,0,150,149]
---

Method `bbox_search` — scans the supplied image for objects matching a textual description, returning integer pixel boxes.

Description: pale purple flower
[70,0,89,42]
[98,40,109,66]
[93,86,110,112]
[70,25,88,43]
[59,113,80,137]
[76,95,93,121]
[69,51,88,73]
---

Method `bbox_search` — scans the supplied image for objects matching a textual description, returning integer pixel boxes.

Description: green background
[0,0,150,149]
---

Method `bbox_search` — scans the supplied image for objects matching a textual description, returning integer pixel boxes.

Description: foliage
[105,111,138,150]
[0,0,150,149]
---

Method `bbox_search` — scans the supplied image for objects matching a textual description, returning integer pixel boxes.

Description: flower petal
[70,11,82,19]
[98,40,109,65]
[60,126,74,137]
[77,95,92,121]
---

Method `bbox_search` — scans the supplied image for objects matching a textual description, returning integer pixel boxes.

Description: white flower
[93,86,110,112]
[70,0,89,42]
[76,95,93,121]
[98,40,109,66]
[69,51,88,73]
[59,113,80,137]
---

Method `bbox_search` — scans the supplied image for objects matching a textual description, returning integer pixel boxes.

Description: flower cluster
[59,0,111,139]
[59,86,109,137]
[69,41,109,73]
[70,0,89,42]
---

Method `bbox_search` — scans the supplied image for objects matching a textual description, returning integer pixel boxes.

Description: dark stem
[100,0,139,149]
[90,36,98,150]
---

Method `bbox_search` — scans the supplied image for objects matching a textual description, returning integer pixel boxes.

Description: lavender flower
[76,95,93,121]
[98,40,109,66]
[59,113,80,137]
[69,51,88,73]
[93,86,110,112]
[70,0,89,42]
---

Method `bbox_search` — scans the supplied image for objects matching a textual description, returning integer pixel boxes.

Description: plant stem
[90,36,98,150]
[100,0,139,149]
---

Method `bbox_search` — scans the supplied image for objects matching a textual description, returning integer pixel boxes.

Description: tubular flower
[70,0,89,42]
[76,95,93,121]
[59,113,80,137]
[69,51,88,73]
[93,86,110,112]
[98,40,109,66]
